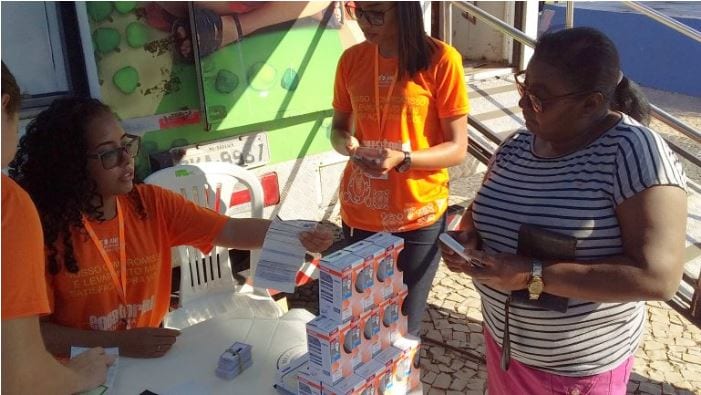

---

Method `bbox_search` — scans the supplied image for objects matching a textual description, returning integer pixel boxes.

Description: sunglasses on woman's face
[87,134,141,170]
[514,71,594,113]
[345,3,395,26]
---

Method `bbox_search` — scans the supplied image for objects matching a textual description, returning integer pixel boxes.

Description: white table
[114,313,309,395]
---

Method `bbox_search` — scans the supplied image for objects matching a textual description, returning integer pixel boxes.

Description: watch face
[396,151,410,172]
[528,277,544,295]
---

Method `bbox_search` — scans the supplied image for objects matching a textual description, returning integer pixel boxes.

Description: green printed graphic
[85,2,361,180]
[113,66,139,94]
[215,70,239,94]
[114,1,136,14]
[93,28,121,54]
[87,2,113,22]
[126,22,149,48]
[197,26,344,129]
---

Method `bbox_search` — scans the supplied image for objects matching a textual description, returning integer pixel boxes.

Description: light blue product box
[319,249,366,323]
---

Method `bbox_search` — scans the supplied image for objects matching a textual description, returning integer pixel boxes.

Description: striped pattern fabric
[472,114,686,376]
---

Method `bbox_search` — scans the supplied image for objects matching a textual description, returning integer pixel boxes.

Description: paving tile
[649,361,674,372]
[435,319,451,330]
[676,338,697,347]
[646,349,669,361]
[447,376,467,391]
[644,341,666,351]
[450,360,465,371]
[453,331,468,342]
[435,355,452,366]
[661,382,676,395]
[638,381,663,395]
[429,345,445,357]
[466,378,486,391]
[647,369,666,382]
[446,340,466,349]
[422,370,438,385]
[433,373,453,389]
[425,330,443,343]
[682,352,701,365]
[422,360,441,374]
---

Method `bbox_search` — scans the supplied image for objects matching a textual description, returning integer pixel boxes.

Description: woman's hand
[299,225,334,253]
[460,250,532,292]
[117,328,180,358]
[353,147,404,177]
[345,134,360,155]
[440,229,481,274]
[67,347,115,392]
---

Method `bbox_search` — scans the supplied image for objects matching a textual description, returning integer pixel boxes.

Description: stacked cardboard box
[299,233,422,395]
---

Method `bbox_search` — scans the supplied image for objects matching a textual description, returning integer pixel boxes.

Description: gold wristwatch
[527,259,544,300]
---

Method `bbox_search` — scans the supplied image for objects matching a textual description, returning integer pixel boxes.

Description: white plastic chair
[144,162,284,329]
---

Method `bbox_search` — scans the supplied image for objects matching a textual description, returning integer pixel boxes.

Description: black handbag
[511,224,577,313]
[501,224,577,370]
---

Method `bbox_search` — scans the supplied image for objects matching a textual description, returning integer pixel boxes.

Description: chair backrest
[144,162,264,305]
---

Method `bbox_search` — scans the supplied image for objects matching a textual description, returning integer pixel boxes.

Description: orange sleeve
[332,50,353,113]
[434,45,470,118]
[147,185,229,254]
[1,176,50,319]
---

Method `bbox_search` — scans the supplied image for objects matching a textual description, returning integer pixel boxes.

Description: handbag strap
[500,296,512,371]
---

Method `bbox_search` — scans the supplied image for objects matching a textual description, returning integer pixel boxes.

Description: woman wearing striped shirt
[442,27,687,394]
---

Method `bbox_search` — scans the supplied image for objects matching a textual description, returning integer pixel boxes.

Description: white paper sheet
[253,219,318,293]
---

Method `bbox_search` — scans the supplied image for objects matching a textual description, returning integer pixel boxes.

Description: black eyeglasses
[345,2,395,26]
[87,134,141,170]
[514,71,594,113]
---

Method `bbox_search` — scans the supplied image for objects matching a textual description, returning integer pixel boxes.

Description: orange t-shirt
[46,184,228,331]
[1,175,51,319]
[332,39,469,232]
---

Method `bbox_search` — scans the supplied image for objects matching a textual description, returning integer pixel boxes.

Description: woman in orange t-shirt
[331,2,469,335]
[10,97,332,358]
[2,62,114,393]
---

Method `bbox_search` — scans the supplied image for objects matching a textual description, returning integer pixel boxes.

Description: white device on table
[439,233,484,267]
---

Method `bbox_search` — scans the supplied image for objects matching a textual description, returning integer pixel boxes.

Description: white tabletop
[114,314,308,395]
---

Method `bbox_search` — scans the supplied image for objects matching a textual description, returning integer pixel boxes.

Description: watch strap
[532,259,543,278]
[395,150,411,172]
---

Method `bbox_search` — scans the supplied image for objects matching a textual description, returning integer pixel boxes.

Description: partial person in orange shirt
[330,2,469,335]
[9,97,333,359]
[1,62,114,393]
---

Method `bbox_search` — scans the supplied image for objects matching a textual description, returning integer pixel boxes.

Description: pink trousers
[485,329,634,395]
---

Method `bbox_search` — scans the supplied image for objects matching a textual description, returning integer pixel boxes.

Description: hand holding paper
[254,219,332,293]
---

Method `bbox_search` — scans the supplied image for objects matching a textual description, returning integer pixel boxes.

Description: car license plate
[173,133,270,169]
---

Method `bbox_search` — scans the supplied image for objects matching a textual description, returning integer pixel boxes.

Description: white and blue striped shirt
[473,114,687,376]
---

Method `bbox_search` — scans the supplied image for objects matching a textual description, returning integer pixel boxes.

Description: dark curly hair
[9,97,146,274]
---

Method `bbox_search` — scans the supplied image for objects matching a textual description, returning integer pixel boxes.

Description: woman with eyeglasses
[331,1,469,337]
[441,27,687,393]
[9,97,333,359]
